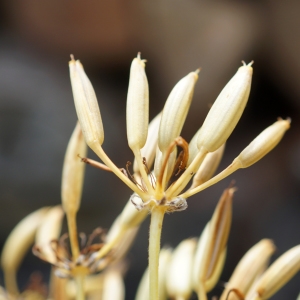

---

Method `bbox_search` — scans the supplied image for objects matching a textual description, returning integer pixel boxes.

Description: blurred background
[0,0,299,299]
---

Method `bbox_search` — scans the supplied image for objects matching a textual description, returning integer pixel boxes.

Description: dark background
[0,1,299,299]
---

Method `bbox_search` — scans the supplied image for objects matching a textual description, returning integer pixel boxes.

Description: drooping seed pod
[1,207,49,295]
[126,54,149,151]
[69,56,104,150]
[158,71,199,155]
[61,122,87,215]
[220,239,275,300]
[197,62,253,153]
[34,206,64,264]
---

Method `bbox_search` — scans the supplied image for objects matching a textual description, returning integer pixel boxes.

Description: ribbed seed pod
[181,119,290,199]
[220,239,275,300]
[166,239,197,300]
[133,112,161,174]
[248,245,300,300]
[1,207,49,295]
[61,122,87,214]
[158,71,198,154]
[190,143,225,189]
[126,54,149,151]
[197,62,253,152]
[69,57,104,150]
[34,206,64,264]
[194,187,233,296]
[135,248,172,300]
[234,119,290,168]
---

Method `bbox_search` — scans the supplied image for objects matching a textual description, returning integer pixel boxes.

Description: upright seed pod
[61,122,87,215]
[248,245,300,300]
[197,62,253,153]
[69,56,104,151]
[158,71,198,155]
[126,53,149,151]
[220,239,275,300]
[166,238,197,300]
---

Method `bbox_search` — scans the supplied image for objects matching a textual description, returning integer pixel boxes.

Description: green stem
[149,207,165,300]
[75,274,85,300]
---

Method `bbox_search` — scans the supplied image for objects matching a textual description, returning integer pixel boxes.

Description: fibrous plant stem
[149,206,165,300]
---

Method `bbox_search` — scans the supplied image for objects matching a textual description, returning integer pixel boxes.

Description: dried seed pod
[158,71,198,154]
[62,122,87,214]
[102,268,125,300]
[126,54,149,151]
[220,239,275,300]
[34,206,64,264]
[190,143,225,189]
[197,62,253,152]
[69,57,104,150]
[248,245,300,300]
[234,118,290,168]
[182,119,290,199]
[194,187,234,296]
[166,238,197,300]
[135,248,172,300]
[1,207,49,295]
[133,112,161,174]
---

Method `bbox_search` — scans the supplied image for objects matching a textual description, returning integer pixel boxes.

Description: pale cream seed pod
[220,239,276,300]
[135,248,172,300]
[166,238,197,300]
[1,207,49,295]
[190,143,225,189]
[158,71,199,154]
[197,62,253,152]
[69,57,104,150]
[126,54,149,151]
[34,206,64,264]
[102,268,125,300]
[233,118,291,168]
[248,245,300,300]
[133,112,161,174]
[181,119,290,199]
[62,122,87,215]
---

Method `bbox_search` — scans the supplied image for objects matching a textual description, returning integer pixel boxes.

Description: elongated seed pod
[62,122,87,214]
[34,206,64,264]
[234,119,290,168]
[133,112,161,174]
[102,269,125,300]
[69,57,104,150]
[166,238,197,300]
[197,62,253,152]
[249,245,300,300]
[190,143,225,188]
[220,239,275,300]
[127,54,149,151]
[158,71,199,154]
[1,207,49,295]
[196,188,233,288]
